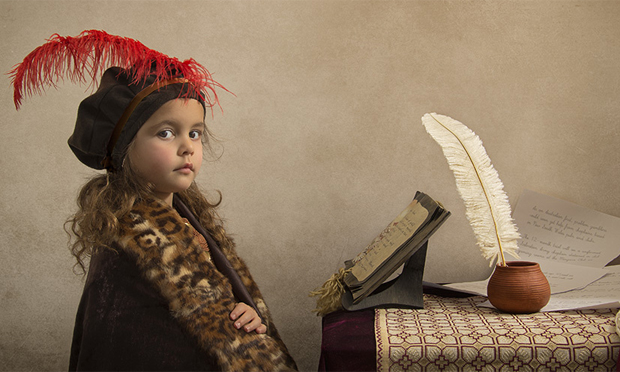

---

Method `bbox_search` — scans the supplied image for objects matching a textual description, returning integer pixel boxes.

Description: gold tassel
[309,267,351,317]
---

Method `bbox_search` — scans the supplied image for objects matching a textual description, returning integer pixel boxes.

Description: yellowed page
[350,200,429,282]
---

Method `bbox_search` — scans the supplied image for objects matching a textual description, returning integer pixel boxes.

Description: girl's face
[128,98,205,206]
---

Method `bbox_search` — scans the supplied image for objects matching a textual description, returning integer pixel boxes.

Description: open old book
[341,191,450,310]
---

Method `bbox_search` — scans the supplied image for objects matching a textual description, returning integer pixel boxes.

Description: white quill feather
[422,113,520,266]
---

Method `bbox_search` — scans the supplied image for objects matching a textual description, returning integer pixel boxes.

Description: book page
[349,199,429,283]
[513,189,620,268]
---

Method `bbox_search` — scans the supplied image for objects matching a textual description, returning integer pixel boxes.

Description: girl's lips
[175,163,194,173]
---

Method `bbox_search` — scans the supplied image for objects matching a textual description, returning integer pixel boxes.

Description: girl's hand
[230,302,267,334]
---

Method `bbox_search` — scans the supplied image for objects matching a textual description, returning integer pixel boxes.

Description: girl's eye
[158,130,174,139]
[189,130,202,140]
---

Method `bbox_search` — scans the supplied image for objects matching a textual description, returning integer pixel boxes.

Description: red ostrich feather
[9,30,226,110]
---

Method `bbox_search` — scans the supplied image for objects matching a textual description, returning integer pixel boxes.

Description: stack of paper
[446,189,620,312]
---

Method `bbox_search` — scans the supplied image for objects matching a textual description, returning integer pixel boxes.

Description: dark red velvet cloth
[317,284,484,371]
[318,288,620,371]
[318,309,376,372]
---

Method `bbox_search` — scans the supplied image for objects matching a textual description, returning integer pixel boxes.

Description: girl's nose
[179,137,194,155]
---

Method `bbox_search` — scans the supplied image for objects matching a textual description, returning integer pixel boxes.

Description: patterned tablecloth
[376,295,620,371]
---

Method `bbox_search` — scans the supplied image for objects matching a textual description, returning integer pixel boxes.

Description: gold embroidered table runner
[375,295,619,371]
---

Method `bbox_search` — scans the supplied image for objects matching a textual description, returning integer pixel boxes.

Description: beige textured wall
[1,1,619,370]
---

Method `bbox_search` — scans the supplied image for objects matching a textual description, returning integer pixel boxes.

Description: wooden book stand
[341,241,428,311]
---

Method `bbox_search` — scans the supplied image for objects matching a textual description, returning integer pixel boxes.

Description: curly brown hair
[65,128,232,274]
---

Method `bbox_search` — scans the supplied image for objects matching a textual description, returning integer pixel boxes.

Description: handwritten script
[446,189,620,311]
[350,199,428,282]
[514,189,619,268]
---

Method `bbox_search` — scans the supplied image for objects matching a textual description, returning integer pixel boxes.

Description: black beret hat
[68,67,205,170]
[10,30,224,170]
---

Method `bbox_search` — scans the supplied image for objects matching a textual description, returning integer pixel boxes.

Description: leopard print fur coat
[111,196,297,371]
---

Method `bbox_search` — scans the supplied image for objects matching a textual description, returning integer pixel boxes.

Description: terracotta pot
[487,261,550,314]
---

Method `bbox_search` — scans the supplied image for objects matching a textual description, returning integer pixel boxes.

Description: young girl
[11,30,297,371]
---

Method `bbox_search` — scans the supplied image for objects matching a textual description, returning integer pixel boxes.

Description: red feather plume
[9,30,227,110]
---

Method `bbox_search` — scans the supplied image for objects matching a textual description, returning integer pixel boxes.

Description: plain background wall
[1,1,619,370]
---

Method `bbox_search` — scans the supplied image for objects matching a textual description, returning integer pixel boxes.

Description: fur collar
[114,197,297,371]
